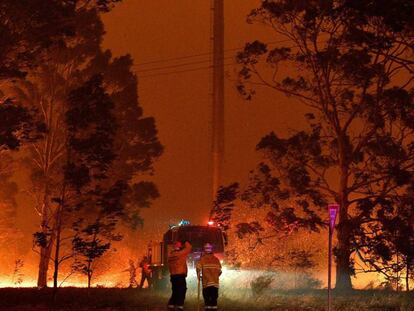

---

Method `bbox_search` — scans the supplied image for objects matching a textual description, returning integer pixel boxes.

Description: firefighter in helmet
[138,255,152,289]
[167,240,192,310]
[196,243,222,310]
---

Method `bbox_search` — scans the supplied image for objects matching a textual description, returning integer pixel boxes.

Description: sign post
[328,203,339,311]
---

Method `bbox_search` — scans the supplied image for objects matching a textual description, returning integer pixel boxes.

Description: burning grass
[0,288,413,310]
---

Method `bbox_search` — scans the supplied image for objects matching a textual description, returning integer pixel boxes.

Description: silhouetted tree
[72,230,111,289]
[210,183,239,231]
[394,190,414,291]
[237,0,414,290]
[0,0,123,150]
[355,185,414,291]
[10,1,161,288]
[0,154,23,259]
[240,162,324,237]
[0,101,41,152]
[0,0,76,80]
[65,75,122,288]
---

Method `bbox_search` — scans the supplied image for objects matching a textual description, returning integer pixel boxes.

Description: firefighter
[196,243,222,310]
[167,240,192,310]
[138,255,152,289]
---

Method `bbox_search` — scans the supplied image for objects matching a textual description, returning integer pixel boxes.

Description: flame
[0,269,133,288]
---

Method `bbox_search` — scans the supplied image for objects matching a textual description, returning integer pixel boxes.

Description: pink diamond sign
[328,203,339,230]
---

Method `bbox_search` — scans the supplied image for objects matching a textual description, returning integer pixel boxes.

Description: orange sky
[101,0,305,240]
[3,1,387,288]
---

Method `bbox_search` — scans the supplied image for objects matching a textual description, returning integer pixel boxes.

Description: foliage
[0,154,21,248]
[0,99,44,152]
[240,161,325,238]
[298,273,323,289]
[355,183,414,290]
[6,0,162,288]
[250,274,274,299]
[236,0,414,290]
[65,75,123,288]
[223,201,325,280]
[71,223,112,283]
[0,1,120,151]
[0,0,75,80]
[210,183,239,231]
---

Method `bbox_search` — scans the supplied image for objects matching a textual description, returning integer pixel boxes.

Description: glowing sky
[102,0,305,238]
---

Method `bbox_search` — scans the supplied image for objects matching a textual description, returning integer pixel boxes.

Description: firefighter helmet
[204,243,213,253]
[173,240,183,250]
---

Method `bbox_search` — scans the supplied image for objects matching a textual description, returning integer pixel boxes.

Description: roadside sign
[328,203,339,231]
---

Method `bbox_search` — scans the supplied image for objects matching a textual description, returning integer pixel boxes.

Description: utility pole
[211,0,224,205]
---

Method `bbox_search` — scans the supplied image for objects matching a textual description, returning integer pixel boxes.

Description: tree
[65,75,122,288]
[210,181,324,275]
[63,71,161,289]
[0,154,22,251]
[72,230,111,289]
[237,0,414,290]
[15,5,110,288]
[355,185,414,291]
[394,190,414,291]
[0,0,76,81]
[0,0,122,151]
[0,100,42,152]
[210,183,240,231]
[10,1,161,288]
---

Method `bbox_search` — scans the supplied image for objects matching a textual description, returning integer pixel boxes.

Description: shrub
[250,275,274,299]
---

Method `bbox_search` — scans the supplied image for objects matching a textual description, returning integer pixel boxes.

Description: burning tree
[237,0,414,290]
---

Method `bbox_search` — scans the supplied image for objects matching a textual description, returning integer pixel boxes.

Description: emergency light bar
[178,219,190,226]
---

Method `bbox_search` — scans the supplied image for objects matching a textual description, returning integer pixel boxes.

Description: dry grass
[0,288,412,310]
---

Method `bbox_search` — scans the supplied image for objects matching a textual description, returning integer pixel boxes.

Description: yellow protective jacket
[196,253,222,288]
[168,241,192,276]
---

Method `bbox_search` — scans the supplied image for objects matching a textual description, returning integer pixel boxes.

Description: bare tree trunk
[335,221,353,291]
[37,236,55,288]
[37,187,53,288]
[335,146,353,291]
[36,101,55,289]
[53,205,62,288]
[87,262,92,289]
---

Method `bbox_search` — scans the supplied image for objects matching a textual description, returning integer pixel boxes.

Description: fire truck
[147,220,226,290]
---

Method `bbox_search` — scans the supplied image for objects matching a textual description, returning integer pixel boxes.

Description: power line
[134,56,234,73]
[135,40,304,78]
[132,38,293,67]
[138,62,236,79]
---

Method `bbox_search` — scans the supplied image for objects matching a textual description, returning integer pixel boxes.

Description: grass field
[0,288,412,311]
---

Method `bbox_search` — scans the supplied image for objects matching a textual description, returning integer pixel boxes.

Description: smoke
[184,266,323,302]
